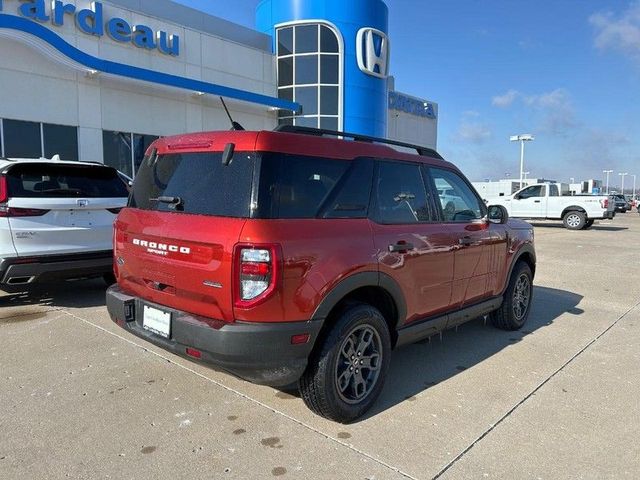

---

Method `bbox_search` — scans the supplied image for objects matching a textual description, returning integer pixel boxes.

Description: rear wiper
[151,196,184,209]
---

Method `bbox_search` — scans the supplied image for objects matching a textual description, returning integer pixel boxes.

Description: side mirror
[487,205,509,224]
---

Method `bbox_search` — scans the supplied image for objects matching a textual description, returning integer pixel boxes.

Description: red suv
[106,126,536,422]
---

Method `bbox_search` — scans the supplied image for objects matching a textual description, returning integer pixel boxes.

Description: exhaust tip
[7,276,35,285]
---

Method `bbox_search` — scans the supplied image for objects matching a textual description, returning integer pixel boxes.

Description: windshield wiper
[151,196,184,210]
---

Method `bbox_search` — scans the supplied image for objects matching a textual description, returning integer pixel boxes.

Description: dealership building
[0,0,438,178]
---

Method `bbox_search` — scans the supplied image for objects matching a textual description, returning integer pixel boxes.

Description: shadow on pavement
[361,285,584,420]
[0,279,108,309]
[529,222,628,232]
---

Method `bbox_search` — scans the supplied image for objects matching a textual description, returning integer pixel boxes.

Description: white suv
[0,157,128,291]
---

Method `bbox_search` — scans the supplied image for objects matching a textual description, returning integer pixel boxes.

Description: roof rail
[273,125,443,159]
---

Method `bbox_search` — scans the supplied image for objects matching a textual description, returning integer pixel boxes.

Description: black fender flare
[502,244,537,295]
[310,271,407,330]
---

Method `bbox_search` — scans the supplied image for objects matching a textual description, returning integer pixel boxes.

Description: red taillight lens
[0,176,7,203]
[108,208,124,214]
[234,244,281,308]
[600,198,609,209]
[0,207,50,218]
[186,347,202,359]
[241,262,271,276]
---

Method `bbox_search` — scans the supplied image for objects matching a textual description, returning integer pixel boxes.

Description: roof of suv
[0,157,116,172]
[151,129,455,169]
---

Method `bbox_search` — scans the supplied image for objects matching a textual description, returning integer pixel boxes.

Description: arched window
[276,22,343,131]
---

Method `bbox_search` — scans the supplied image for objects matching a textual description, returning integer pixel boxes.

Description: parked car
[611,194,630,213]
[487,183,615,230]
[0,157,129,291]
[106,126,536,422]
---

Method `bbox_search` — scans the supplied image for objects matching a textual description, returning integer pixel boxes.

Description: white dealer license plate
[142,306,171,338]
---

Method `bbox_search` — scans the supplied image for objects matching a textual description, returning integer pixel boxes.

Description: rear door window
[130,152,254,217]
[373,161,431,224]
[6,163,129,198]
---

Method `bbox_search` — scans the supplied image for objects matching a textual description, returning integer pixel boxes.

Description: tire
[563,211,586,230]
[298,304,391,423]
[583,219,594,229]
[490,262,533,331]
[103,273,116,286]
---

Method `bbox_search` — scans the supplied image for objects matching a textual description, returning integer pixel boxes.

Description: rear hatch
[3,162,128,256]
[115,149,255,322]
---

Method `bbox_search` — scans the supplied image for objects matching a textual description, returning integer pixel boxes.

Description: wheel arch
[561,206,587,218]
[310,272,407,348]
[502,245,536,295]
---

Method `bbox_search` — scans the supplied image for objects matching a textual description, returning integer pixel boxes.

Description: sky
[173,0,640,188]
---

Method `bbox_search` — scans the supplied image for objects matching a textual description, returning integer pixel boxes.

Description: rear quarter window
[256,153,370,219]
[6,163,129,198]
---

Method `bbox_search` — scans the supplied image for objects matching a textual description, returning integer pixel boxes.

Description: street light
[633,174,637,199]
[603,170,613,194]
[510,134,534,189]
[619,172,628,194]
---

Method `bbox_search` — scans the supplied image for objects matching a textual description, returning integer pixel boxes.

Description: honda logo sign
[356,28,390,78]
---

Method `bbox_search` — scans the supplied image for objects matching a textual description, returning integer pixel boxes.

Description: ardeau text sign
[5,0,179,56]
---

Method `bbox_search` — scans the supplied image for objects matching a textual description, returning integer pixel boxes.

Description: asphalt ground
[1,213,639,480]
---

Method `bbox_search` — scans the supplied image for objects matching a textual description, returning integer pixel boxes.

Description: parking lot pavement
[1,214,639,480]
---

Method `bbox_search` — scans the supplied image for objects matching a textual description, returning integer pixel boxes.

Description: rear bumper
[106,285,323,387]
[0,251,112,288]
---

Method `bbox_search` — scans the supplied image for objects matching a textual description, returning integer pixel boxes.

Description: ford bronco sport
[106,126,536,422]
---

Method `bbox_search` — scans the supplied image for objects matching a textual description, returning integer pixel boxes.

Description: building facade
[0,0,438,178]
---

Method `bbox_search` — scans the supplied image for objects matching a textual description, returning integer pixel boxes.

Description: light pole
[632,174,637,199]
[510,134,534,189]
[619,172,628,194]
[603,170,613,194]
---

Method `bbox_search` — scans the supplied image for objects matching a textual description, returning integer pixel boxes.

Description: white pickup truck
[486,183,615,230]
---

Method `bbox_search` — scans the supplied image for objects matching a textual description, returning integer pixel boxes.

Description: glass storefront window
[103,131,133,178]
[103,131,159,178]
[0,119,78,160]
[43,123,79,161]
[3,119,42,158]
[276,23,342,131]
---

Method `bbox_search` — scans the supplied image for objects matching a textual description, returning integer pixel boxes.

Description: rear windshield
[130,152,254,217]
[6,163,129,198]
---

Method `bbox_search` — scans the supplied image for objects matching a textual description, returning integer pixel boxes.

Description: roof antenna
[220,97,245,131]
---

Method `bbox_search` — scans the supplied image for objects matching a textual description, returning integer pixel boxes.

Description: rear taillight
[0,207,50,218]
[600,198,609,209]
[0,176,7,203]
[234,244,281,308]
[108,208,124,214]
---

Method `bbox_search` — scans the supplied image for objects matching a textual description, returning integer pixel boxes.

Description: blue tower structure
[256,0,389,138]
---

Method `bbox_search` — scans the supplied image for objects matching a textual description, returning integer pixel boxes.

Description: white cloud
[492,89,520,108]
[590,2,640,61]
[456,121,492,144]
[524,89,577,134]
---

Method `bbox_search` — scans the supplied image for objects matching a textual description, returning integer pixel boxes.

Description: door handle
[534,200,541,203]
[459,236,474,246]
[388,242,414,253]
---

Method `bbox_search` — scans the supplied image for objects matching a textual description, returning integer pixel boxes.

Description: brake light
[233,244,281,308]
[600,198,609,209]
[0,176,7,203]
[0,207,50,218]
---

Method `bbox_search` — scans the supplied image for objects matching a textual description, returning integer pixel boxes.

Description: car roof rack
[273,125,443,159]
